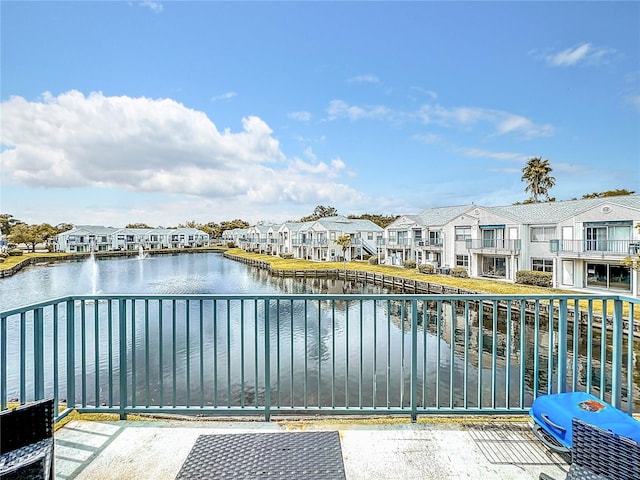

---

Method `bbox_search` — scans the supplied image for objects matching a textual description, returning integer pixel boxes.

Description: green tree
[335,234,352,270]
[300,205,339,222]
[0,214,22,236]
[582,189,635,199]
[55,223,74,233]
[9,223,57,252]
[348,213,399,228]
[126,223,154,229]
[521,157,556,202]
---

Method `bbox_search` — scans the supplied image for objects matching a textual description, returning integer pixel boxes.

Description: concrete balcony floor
[54,416,569,479]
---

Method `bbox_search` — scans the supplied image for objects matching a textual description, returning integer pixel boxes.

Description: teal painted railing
[1,294,638,422]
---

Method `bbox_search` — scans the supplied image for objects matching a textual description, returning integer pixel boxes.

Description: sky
[1,1,639,228]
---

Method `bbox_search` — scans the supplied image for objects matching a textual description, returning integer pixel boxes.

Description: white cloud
[326,99,393,121]
[544,43,617,67]
[211,92,236,102]
[455,147,528,163]
[347,74,380,84]
[327,99,552,138]
[413,133,442,144]
[0,91,368,211]
[288,111,312,122]
[139,1,163,14]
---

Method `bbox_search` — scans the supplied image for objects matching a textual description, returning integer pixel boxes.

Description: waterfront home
[221,227,248,246]
[55,225,210,252]
[382,195,640,296]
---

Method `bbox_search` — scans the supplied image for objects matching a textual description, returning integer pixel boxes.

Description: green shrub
[403,260,416,269]
[418,263,435,274]
[361,254,371,261]
[515,270,552,287]
[226,241,236,248]
[451,267,469,278]
[8,249,23,256]
[0,257,4,263]
[368,255,379,265]
[280,253,294,259]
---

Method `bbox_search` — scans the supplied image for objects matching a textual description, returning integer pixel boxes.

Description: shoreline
[0,246,227,278]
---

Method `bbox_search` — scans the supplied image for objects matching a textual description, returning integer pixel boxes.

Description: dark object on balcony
[538,417,640,480]
[0,398,55,480]
[175,431,346,479]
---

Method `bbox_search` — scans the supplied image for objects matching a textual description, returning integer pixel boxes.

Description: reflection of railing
[550,239,639,256]
[1,293,637,422]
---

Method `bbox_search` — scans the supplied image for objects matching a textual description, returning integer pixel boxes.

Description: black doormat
[175,431,346,479]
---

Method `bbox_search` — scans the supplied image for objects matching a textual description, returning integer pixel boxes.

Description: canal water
[1,252,638,411]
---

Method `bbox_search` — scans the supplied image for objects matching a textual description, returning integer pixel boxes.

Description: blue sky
[1,1,639,227]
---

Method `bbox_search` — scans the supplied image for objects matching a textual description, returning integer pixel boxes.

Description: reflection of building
[382,195,640,297]
[55,225,210,252]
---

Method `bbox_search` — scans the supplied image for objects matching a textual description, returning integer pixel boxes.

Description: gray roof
[315,217,383,232]
[488,195,640,224]
[415,205,475,226]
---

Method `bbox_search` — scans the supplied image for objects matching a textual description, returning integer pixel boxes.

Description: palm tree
[521,157,556,202]
[335,234,352,271]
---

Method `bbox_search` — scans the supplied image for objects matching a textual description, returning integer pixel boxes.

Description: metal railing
[550,239,639,256]
[466,239,522,252]
[1,294,638,423]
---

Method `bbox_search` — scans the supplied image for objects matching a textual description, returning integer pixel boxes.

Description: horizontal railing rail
[1,294,638,423]
[550,239,639,256]
[465,239,522,251]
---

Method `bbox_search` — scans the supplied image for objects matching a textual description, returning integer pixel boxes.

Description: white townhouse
[383,195,640,296]
[56,226,209,253]
[279,221,315,258]
[383,205,474,267]
[242,224,282,254]
[276,216,382,261]
[221,228,248,246]
[316,216,382,262]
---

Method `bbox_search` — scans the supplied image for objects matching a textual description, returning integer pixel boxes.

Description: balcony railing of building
[465,239,522,252]
[550,239,640,256]
[291,239,328,246]
[1,293,638,423]
[386,239,412,247]
[415,239,443,248]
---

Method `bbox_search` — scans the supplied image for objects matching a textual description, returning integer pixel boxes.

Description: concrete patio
[53,415,570,479]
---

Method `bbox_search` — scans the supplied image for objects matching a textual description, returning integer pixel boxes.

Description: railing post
[611,298,623,409]
[33,307,45,400]
[264,299,271,422]
[1,315,7,411]
[119,299,127,420]
[66,300,76,410]
[410,299,418,422]
[557,298,568,393]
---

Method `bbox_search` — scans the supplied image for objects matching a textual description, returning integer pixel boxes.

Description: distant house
[56,225,209,253]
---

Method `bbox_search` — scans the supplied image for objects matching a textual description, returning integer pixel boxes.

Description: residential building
[55,226,209,253]
[382,196,640,296]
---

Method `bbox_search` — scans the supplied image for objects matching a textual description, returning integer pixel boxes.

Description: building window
[532,258,553,272]
[368,232,373,240]
[456,255,469,267]
[481,257,506,277]
[455,227,471,242]
[429,231,442,246]
[531,226,556,242]
[586,263,630,291]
